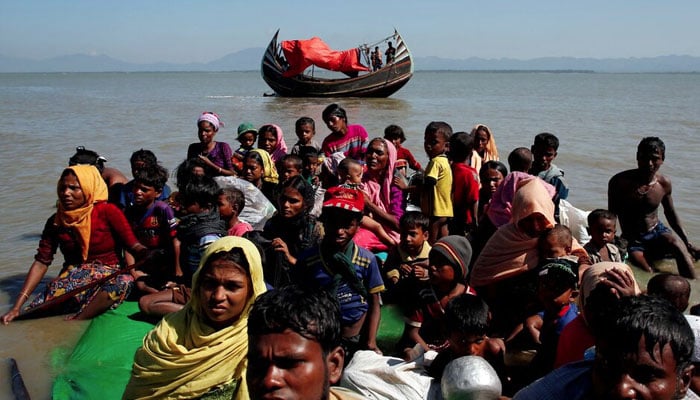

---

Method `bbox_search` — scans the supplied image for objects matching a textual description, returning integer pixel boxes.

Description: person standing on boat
[320,103,368,164]
[1,165,149,324]
[187,111,236,177]
[371,46,383,71]
[385,41,396,64]
[608,136,699,279]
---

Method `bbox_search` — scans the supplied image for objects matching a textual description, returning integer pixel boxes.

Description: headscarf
[263,123,288,163]
[124,236,267,400]
[250,149,279,184]
[579,262,640,314]
[486,172,556,227]
[470,123,499,162]
[470,179,560,286]
[362,138,397,211]
[431,236,473,282]
[54,165,108,261]
[197,111,223,131]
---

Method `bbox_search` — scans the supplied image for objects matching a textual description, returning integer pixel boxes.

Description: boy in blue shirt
[295,186,385,358]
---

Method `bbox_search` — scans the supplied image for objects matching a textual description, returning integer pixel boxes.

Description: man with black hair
[609,136,698,279]
[514,295,698,399]
[247,285,365,400]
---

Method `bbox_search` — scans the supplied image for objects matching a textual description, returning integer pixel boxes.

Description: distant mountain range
[1,48,699,73]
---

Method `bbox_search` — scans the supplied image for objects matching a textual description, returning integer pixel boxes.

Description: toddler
[217,187,253,237]
[290,116,321,155]
[583,208,623,263]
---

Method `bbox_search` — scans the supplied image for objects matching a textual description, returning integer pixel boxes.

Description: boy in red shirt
[448,132,480,237]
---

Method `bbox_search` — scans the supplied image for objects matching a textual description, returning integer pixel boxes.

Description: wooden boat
[261,29,413,97]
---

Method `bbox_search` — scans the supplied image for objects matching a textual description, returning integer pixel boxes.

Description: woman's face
[278,187,306,219]
[324,115,347,134]
[58,172,86,210]
[365,140,389,173]
[258,130,278,154]
[199,259,251,330]
[198,121,217,145]
[475,128,489,153]
[242,158,264,185]
[483,168,504,194]
[518,213,551,237]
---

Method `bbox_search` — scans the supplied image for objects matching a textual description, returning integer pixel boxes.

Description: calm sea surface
[1,71,699,397]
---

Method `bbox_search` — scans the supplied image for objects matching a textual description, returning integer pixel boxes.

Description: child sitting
[138,175,227,318]
[399,235,472,360]
[217,187,253,237]
[294,186,385,357]
[383,211,432,305]
[583,208,623,263]
[290,116,321,155]
[428,294,506,382]
[526,259,579,379]
[124,164,180,295]
[119,149,172,209]
[232,122,257,173]
[647,272,691,312]
[421,121,453,244]
[384,124,422,172]
[448,131,480,237]
[338,157,397,248]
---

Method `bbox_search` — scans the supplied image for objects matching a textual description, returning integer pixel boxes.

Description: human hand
[413,265,429,280]
[271,238,291,258]
[1,308,20,325]
[399,263,413,276]
[600,268,637,298]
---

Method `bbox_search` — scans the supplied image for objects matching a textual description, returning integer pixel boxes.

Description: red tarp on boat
[281,37,370,77]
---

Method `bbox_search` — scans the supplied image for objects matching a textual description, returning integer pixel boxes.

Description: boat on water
[261,29,413,97]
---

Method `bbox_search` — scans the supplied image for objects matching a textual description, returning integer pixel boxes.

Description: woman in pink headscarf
[258,124,288,164]
[469,179,589,336]
[354,138,403,251]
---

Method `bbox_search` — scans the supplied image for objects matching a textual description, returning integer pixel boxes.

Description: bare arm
[1,260,49,324]
[365,292,382,354]
[661,181,692,246]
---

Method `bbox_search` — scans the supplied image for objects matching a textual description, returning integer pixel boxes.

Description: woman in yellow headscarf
[242,148,279,204]
[124,236,267,399]
[1,165,147,324]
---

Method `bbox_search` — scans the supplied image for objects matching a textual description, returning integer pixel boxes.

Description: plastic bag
[214,176,276,230]
[559,199,591,245]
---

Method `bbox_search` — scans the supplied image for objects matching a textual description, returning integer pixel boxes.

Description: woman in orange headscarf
[1,165,147,324]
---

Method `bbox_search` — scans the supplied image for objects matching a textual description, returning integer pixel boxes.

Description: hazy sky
[2,1,699,63]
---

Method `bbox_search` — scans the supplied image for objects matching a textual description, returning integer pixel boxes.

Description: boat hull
[261,30,413,98]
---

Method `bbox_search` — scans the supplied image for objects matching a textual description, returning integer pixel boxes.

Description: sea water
[0,71,699,397]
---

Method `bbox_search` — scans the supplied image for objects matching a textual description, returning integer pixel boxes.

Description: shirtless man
[608,137,699,279]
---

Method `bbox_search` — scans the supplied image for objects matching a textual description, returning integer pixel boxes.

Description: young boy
[399,235,471,360]
[421,121,453,244]
[217,187,253,237]
[119,149,172,209]
[290,116,321,155]
[527,259,579,378]
[384,124,422,172]
[384,211,432,287]
[337,157,397,248]
[138,175,227,317]
[294,186,385,357]
[583,208,623,263]
[124,164,180,294]
[530,133,569,221]
[448,131,480,237]
[232,122,257,173]
[428,294,506,382]
[278,153,303,183]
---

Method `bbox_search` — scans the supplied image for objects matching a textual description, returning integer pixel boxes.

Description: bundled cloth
[215,176,276,230]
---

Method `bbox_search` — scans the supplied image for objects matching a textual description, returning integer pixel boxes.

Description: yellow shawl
[123,236,267,399]
[54,165,108,261]
[251,148,279,184]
